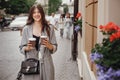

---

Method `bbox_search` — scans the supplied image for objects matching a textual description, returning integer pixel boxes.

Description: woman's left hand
[41,38,54,50]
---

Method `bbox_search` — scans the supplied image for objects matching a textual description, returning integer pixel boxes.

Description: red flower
[99,25,104,29]
[105,22,118,31]
[76,12,81,19]
[117,28,120,32]
[110,36,114,42]
[99,22,119,32]
[99,22,120,42]
[110,32,120,42]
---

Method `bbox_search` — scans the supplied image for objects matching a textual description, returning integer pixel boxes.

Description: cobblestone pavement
[53,30,80,80]
[0,30,80,80]
[0,31,23,80]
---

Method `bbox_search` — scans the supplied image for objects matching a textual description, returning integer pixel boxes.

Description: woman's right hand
[24,42,34,51]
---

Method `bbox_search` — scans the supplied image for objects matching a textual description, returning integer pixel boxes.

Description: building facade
[77,0,120,80]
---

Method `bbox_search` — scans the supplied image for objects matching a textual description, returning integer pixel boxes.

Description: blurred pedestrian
[64,13,73,39]
[57,14,65,38]
[49,13,58,30]
[19,4,57,80]
[0,16,6,31]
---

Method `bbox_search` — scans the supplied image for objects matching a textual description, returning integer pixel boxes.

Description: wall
[77,0,120,80]
[77,0,97,80]
[109,0,120,26]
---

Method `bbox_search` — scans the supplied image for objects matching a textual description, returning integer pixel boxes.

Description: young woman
[19,4,57,80]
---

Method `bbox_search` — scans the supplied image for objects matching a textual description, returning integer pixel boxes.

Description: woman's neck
[33,22,42,37]
[33,21,42,28]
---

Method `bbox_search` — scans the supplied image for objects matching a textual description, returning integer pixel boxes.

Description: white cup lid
[29,38,36,41]
[41,36,47,38]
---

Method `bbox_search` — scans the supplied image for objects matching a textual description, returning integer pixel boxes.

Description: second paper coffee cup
[40,36,47,45]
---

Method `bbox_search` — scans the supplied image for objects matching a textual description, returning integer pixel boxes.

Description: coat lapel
[27,24,33,38]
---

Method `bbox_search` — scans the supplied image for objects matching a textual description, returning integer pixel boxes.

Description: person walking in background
[57,14,65,38]
[49,13,58,30]
[64,13,73,39]
[19,4,57,80]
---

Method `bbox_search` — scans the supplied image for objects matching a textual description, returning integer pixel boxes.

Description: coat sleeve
[19,26,28,55]
[49,25,58,53]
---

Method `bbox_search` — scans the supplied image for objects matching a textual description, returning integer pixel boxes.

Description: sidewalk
[53,29,80,80]
[0,30,80,80]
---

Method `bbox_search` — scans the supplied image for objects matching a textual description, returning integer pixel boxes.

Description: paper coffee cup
[40,36,47,46]
[29,38,36,47]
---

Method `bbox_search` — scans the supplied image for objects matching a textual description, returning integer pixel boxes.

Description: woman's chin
[34,19,41,22]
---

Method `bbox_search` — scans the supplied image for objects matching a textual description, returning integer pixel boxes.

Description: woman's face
[66,13,70,18]
[32,8,41,22]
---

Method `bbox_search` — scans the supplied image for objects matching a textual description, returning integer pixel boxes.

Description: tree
[27,0,36,8]
[3,0,35,15]
[0,0,9,9]
[48,0,62,15]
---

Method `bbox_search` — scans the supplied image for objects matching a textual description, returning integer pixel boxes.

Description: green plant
[74,18,82,27]
[91,22,120,80]
[74,18,82,35]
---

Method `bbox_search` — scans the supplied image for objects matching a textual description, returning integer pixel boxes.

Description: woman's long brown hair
[26,4,50,37]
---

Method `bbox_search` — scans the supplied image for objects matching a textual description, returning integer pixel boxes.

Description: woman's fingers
[42,39,48,45]
[25,43,34,51]
[41,39,53,50]
[27,43,32,47]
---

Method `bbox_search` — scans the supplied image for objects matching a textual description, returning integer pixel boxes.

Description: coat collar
[27,24,48,38]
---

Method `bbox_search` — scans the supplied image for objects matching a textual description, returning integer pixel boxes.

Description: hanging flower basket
[90,22,120,80]
[74,18,82,37]
[74,12,82,34]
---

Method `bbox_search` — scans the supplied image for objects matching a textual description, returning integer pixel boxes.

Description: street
[0,30,80,80]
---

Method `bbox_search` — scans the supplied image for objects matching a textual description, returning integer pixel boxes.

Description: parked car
[8,16,28,31]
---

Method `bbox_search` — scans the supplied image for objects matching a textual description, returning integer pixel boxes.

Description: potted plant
[74,12,82,36]
[90,22,120,80]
